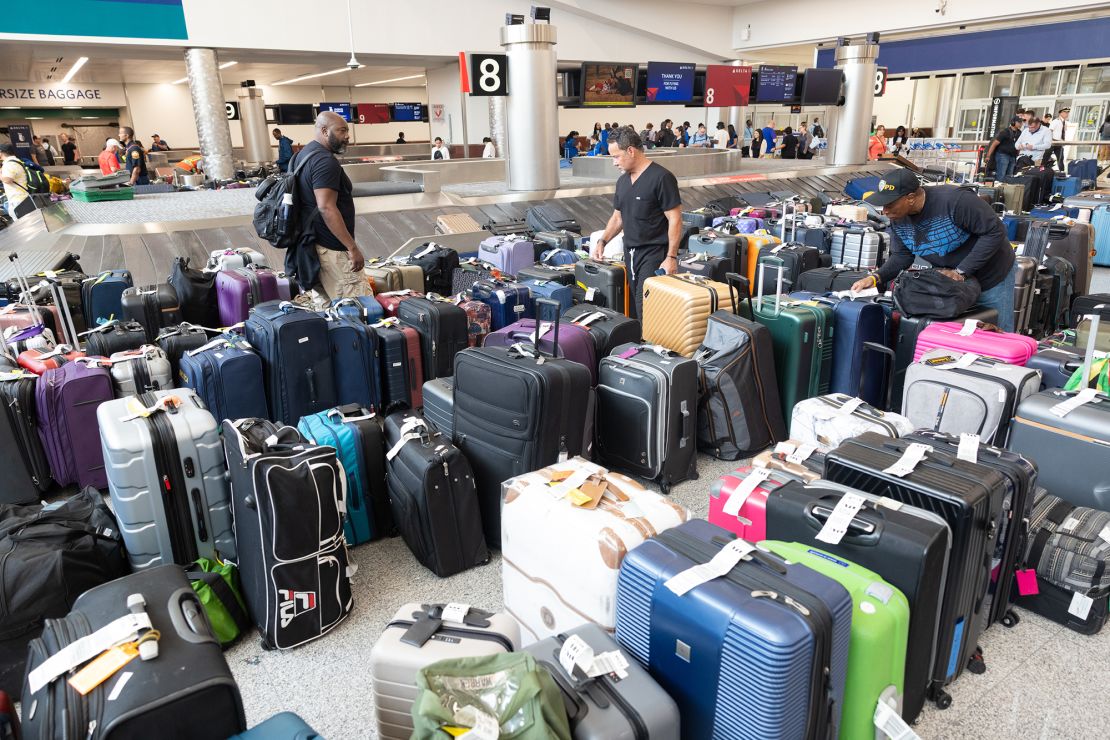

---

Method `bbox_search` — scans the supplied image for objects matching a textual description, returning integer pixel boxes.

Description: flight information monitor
[755,65,798,103]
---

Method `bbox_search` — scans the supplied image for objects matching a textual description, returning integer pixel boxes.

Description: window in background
[960,73,990,99]
[1023,70,1060,97]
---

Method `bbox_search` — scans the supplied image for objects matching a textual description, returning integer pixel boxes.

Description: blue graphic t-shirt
[876,185,1014,290]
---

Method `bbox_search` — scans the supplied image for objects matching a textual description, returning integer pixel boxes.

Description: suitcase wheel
[1001,610,1020,628]
[966,647,986,675]
[933,690,953,710]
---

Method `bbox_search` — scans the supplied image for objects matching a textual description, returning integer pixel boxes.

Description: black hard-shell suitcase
[526,205,581,234]
[561,304,641,357]
[371,323,415,412]
[0,361,52,492]
[534,230,577,252]
[83,320,146,357]
[21,564,246,740]
[397,297,469,380]
[596,342,699,492]
[120,283,183,342]
[1028,220,1095,296]
[795,266,870,293]
[823,432,1007,708]
[764,479,949,723]
[677,251,731,281]
[757,243,821,295]
[223,419,352,650]
[383,410,488,577]
[516,264,576,287]
[453,300,592,548]
[575,260,627,315]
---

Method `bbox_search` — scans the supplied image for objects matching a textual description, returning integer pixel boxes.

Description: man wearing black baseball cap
[851,169,1018,330]
[984,115,1023,183]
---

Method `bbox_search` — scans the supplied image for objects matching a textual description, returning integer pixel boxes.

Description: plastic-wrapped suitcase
[470,278,533,330]
[207,247,267,271]
[615,518,852,740]
[562,304,641,357]
[216,266,281,326]
[453,307,592,548]
[597,343,699,492]
[829,227,887,268]
[98,389,235,569]
[370,603,520,740]
[396,296,469,382]
[36,361,113,490]
[326,314,381,411]
[223,418,353,649]
[156,323,210,379]
[575,260,628,315]
[913,319,1038,365]
[230,712,320,740]
[525,624,681,740]
[383,410,487,576]
[405,242,460,296]
[120,283,183,342]
[687,230,742,273]
[478,235,535,277]
[168,257,219,327]
[421,377,453,438]
[762,540,909,740]
[106,345,173,395]
[501,459,689,643]
[483,316,598,384]
[520,278,573,313]
[298,405,391,546]
[244,301,336,424]
[707,465,793,543]
[0,363,52,494]
[823,432,1007,706]
[20,564,247,740]
[789,392,913,450]
[641,273,735,357]
[83,319,147,357]
[903,349,1041,446]
[81,269,132,328]
[177,335,268,423]
[694,274,787,459]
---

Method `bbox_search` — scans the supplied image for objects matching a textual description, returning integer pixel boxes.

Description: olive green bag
[411,653,571,740]
[186,558,250,647]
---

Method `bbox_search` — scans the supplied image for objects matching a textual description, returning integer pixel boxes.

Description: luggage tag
[665,539,757,597]
[957,319,980,336]
[1068,591,1095,621]
[882,443,930,478]
[67,630,160,696]
[956,433,980,463]
[814,492,867,545]
[722,468,771,518]
[1050,388,1100,418]
[874,699,922,740]
[1015,569,1039,597]
[450,706,500,740]
[571,479,607,509]
[786,443,818,465]
[118,394,181,422]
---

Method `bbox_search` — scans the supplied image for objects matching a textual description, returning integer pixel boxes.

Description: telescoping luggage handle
[1054,304,1110,416]
[756,257,786,316]
[724,272,755,320]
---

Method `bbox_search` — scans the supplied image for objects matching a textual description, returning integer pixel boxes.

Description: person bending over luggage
[851,169,1018,331]
[592,126,682,321]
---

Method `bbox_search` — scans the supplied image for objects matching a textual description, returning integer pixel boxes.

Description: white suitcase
[205,247,267,272]
[107,345,174,396]
[501,457,690,645]
[829,227,888,269]
[369,602,520,740]
[789,393,913,451]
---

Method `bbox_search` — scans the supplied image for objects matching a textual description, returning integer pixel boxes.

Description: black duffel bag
[168,256,219,327]
[892,268,981,319]
[0,488,128,695]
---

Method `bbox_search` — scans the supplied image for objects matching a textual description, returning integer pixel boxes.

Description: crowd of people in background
[562,118,825,160]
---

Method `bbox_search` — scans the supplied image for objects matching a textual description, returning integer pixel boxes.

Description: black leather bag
[892,268,981,319]
[168,256,219,326]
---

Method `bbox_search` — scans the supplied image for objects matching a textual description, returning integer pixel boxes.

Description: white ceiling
[0,42,437,87]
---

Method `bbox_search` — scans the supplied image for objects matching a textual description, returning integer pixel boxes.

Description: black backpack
[892,268,981,319]
[813,124,825,138]
[252,149,323,249]
[21,162,50,195]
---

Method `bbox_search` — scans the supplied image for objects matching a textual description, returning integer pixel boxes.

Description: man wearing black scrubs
[592,127,683,320]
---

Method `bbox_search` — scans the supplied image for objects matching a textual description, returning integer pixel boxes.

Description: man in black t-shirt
[118,126,149,186]
[291,111,370,301]
[592,127,682,320]
[984,116,1022,183]
[59,133,79,166]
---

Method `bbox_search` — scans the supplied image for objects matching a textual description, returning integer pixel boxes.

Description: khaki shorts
[315,245,372,301]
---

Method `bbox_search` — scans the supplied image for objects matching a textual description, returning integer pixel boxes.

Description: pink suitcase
[215,267,280,326]
[0,303,61,334]
[912,320,1038,365]
[707,466,794,543]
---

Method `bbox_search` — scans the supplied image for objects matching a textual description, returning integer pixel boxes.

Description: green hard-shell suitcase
[762,540,910,740]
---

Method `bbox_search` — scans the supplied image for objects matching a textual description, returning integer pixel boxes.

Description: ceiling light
[62,106,82,109]
[81,116,99,119]
[60,56,88,84]
[26,116,44,120]
[273,67,360,86]
[171,76,189,84]
[219,60,238,69]
[354,74,426,88]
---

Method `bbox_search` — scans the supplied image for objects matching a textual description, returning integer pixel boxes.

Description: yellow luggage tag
[67,630,159,696]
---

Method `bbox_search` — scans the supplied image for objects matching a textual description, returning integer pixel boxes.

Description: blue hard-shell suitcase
[330,295,385,324]
[470,279,533,331]
[177,336,269,423]
[615,518,852,740]
[520,279,573,314]
[244,302,337,424]
[230,712,323,739]
[1092,206,1110,267]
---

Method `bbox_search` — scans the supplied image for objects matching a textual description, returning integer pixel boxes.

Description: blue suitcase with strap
[230,712,322,739]
[330,295,384,324]
[520,278,573,313]
[177,335,269,422]
[81,269,132,327]
[298,405,392,545]
[470,278,533,330]
[1051,176,1082,198]
[1093,205,1110,266]
[615,518,852,740]
[326,315,381,412]
[244,301,337,423]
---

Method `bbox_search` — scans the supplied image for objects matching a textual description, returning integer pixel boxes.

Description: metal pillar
[934,76,955,138]
[237,84,272,166]
[184,48,235,181]
[727,59,744,131]
[830,41,879,166]
[489,96,507,158]
[500,22,558,191]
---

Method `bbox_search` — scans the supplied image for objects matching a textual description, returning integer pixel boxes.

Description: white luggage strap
[371,317,400,329]
[28,343,76,361]
[722,468,772,517]
[78,320,120,337]
[572,311,607,328]
[327,407,377,423]
[771,440,819,465]
[379,289,416,297]
[27,606,152,694]
[185,335,249,357]
[664,539,759,596]
[412,242,440,259]
[118,394,182,422]
[882,443,930,478]
[0,369,35,381]
[385,416,431,461]
[813,491,868,545]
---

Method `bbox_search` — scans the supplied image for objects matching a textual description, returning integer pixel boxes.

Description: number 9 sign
[468,53,508,96]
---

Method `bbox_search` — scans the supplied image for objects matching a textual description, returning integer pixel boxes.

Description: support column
[830,39,879,166]
[933,76,955,138]
[236,83,272,165]
[500,22,558,191]
[727,59,744,131]
[489,96,507,158]
[184,48,235,182]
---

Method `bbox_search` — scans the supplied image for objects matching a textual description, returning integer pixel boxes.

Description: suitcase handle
[804,501,880,540]
[533,298,561,358]
[756,258,785,315]
[860,341,897,411]
[166,586,220,646]
[724,272,754,320]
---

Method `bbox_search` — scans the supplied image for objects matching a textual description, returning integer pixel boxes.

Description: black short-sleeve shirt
[294,140,354,251]
[124,143,147,178]
[612,161,681,250]
[61,142,77,165]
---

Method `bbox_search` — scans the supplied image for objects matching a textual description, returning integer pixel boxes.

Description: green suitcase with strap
[761,540,910,740]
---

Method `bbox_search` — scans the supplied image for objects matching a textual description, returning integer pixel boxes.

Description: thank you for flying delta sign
[0,82,127,108]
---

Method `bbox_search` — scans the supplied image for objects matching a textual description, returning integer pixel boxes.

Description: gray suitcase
[370,602,520,740]
[903,349,1040,447]
[829,227,887,268]
[525,623,680,740]
[421,376,453,439]
[1009,311,1110,510]
[97,388,235,569]
[107,345,174,396]
[1063,192,1110,209]
[1013,256,1038,335]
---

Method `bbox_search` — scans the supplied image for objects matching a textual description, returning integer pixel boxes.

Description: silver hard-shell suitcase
[830,227,887,268]
[1012,255,1038,335]
[97,388,235,569]
[370,602,520,740]
[107,345,174,396]
[421,376,454,440]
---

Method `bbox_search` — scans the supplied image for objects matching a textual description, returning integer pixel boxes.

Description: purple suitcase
[216,267,281,326]
[482,317,599,384]
[478,235,535,278]
[36,361,114,489]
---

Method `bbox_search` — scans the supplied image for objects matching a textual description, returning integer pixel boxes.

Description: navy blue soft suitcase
[230,712,322,739]
[81,269,132,327]
[327,315,381,411]
[520,278,573,314]
[470,278,533,330]
[178,335,269,422]
[616,518,852,740]
[244,301,337,423]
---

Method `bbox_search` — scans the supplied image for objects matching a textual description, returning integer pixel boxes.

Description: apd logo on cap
[878,179,896,191]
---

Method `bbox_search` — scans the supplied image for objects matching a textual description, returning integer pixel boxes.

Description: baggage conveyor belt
[0,164,893,286]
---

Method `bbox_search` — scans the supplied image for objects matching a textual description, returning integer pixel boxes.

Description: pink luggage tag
[618,347,640,359]
[1015,569,1039,596]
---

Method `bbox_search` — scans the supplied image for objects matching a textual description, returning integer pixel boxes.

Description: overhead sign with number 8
[874,67,888,97]
[468,53,508,96]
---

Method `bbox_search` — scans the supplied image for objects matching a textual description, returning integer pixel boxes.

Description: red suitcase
[17,346,85,374]
[707,465,795,543]
[376,290,424,318]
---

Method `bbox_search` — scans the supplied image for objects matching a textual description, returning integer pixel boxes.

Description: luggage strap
[118,394,182,422]
[186,335,249,356]
[572,311,606,327]
[185,566,251,635]
[26,343,74,360]
[327,404,376,423]
[371,317,400,328]
[78,319,120,337]
[27,609,152,694]
[385,416,431,461]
